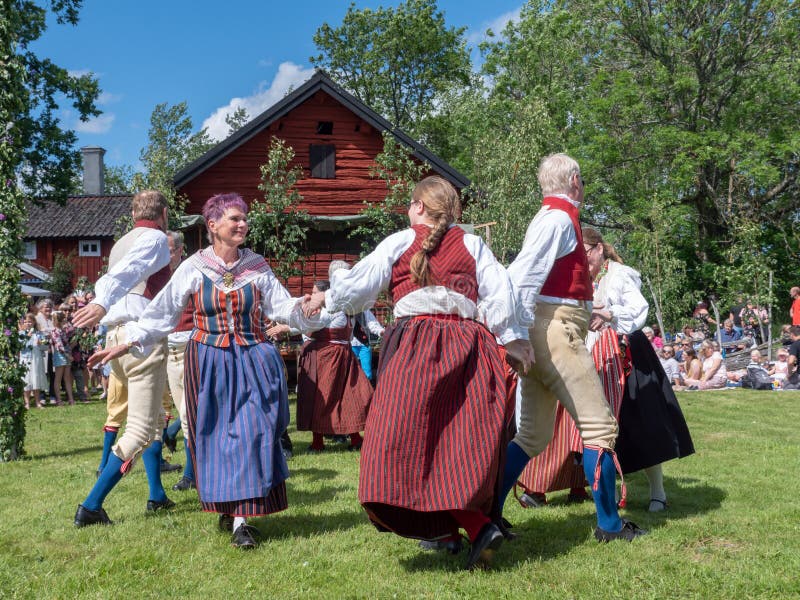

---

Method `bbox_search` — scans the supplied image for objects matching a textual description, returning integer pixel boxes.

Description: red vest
[538,197,593,301]
[134,219,171,300]
[390,225,478,304]
[173,297,195,333]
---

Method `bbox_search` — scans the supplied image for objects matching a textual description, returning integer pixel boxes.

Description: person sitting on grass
[683,340,727,390]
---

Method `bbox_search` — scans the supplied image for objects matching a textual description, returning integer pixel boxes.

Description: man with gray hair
[502,153,646,542]
[72,190,174,527]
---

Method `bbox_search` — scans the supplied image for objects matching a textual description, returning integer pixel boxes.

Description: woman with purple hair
[90,192,320,548]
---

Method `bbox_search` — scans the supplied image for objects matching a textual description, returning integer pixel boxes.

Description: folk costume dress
[20,329,48,392]
[126,246,318,517]
[324,224,527,541]
[296,312,373,436]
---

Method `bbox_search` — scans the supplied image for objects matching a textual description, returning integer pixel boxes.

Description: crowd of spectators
[18,290,108,409]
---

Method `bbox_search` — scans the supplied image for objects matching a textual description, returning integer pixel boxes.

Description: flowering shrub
[0,15,30,460]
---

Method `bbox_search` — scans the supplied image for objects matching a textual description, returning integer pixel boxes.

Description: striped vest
[390,225,478,303]
[190,274,266,347]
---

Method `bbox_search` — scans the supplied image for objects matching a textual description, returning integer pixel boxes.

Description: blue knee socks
[142,441,168,503]
[83,454,124,511]
[98,428,118,473]
[182,444,195,481]
[165,417,181,441]
[499,441,532,510]
[582,446,623,532]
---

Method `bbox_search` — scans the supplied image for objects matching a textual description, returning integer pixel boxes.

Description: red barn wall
[179,90,393,215]
[31,238,112,287]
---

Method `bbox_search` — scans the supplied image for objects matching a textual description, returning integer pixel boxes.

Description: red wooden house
[174,69,469,296]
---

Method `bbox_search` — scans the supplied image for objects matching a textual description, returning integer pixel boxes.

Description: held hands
[301,291,326,317]
[504,339,535,376]
[589,303,612,332]
[266,323,291,338]
[72,303,106,329]
[86,343,128,369]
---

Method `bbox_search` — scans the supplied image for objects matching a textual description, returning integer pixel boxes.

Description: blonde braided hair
[409,176,461,287]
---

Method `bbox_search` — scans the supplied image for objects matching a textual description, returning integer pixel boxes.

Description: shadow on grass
[251,508,367,539]
[26,445,100,461]
[399,480,727,573]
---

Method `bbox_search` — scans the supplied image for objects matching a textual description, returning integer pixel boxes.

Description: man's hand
[301,291,326,317]
[266,323,291,338]
[87,343,128,369]
[72,303,106,329]
[504,339,535,376]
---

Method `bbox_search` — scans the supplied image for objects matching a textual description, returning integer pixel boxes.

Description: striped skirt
[296,340,372,434]
[184,339,289,516]
[359,316,511,540]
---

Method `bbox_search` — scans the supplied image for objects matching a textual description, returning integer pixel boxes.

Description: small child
[770,349,790,383]
[19,313,48,409]
[50,311,75,406]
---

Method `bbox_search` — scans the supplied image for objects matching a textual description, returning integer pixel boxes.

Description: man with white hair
[502,153,646,542]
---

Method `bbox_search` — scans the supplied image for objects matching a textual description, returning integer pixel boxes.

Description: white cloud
[202,61,316,141]
[74,113,115,134]
[466,7,523,46]
[97,92,123,105]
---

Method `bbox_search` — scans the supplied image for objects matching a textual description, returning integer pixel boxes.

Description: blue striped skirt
[184,339,289,516]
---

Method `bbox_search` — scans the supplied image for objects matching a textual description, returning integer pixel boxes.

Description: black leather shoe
[74,504,113,527]
[464,523,504,571]
[146,497,176,512]
[172,476,196,491]
[496,517,517,541]
[160,461,182,473]
[163,435,177,454]
[419,537,463,555]
[231,523,261,549]
[594,519,648,542]
[219,513,234,532]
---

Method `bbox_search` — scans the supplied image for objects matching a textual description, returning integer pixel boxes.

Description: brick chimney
[81,146,105,195]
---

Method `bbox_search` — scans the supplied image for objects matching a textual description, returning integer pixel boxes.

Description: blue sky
[31,1,524,171]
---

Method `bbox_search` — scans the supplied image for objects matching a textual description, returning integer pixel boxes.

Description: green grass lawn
[1,390,798,599]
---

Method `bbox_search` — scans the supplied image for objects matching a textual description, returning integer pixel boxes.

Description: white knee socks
[644,464,667,511]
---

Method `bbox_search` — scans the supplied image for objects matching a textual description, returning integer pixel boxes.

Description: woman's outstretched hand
[301,291,326,317]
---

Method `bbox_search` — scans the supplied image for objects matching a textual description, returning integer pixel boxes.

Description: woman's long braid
[411,214,449,287]
[408,176,460,288]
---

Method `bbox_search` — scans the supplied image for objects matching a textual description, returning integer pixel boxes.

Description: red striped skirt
[359,315,511,540]
[296,340,373,434]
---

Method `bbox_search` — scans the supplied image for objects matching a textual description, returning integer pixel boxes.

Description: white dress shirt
[93,228,171,326]
[586,260,650,352]
[324,226,528,345]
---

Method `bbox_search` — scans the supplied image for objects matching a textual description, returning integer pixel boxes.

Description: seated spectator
[769,348,790,383]
[780,324,792,347]
[659,345,682,386]
[729,350,768,383]
[651,324,664,349]
[642,326,662,351]
[720,319,742,343]
[681,345,702,380]
[673,332,686,361]
[683,340,727,390]
[784,326,800,389]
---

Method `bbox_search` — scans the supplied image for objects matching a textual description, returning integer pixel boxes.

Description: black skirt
[615,330,695,474]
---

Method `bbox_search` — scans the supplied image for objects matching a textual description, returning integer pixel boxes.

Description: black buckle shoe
[160,461,182,473]
[594,519,648,542]
[232,523,261,549]
[495,517,517,541]
[74,504,113,527]
[464,523,504,571]
[172,476,196,491]
[219,513,234,532]
[146,497,176,512]
[418,537,463,555]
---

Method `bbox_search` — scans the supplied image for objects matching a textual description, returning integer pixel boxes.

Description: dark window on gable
[317,121,334,135]
[310,145,336,179]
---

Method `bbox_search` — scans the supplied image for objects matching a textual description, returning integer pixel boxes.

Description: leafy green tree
[103,164,135,194]
[481,0,800,320]
[46,250,77,300]
[225,107,250,136]
[247,137,310,282]
[131,101,214,228]
[311,0,471,132]
[1,0,99,460]
[350,132,429,255]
